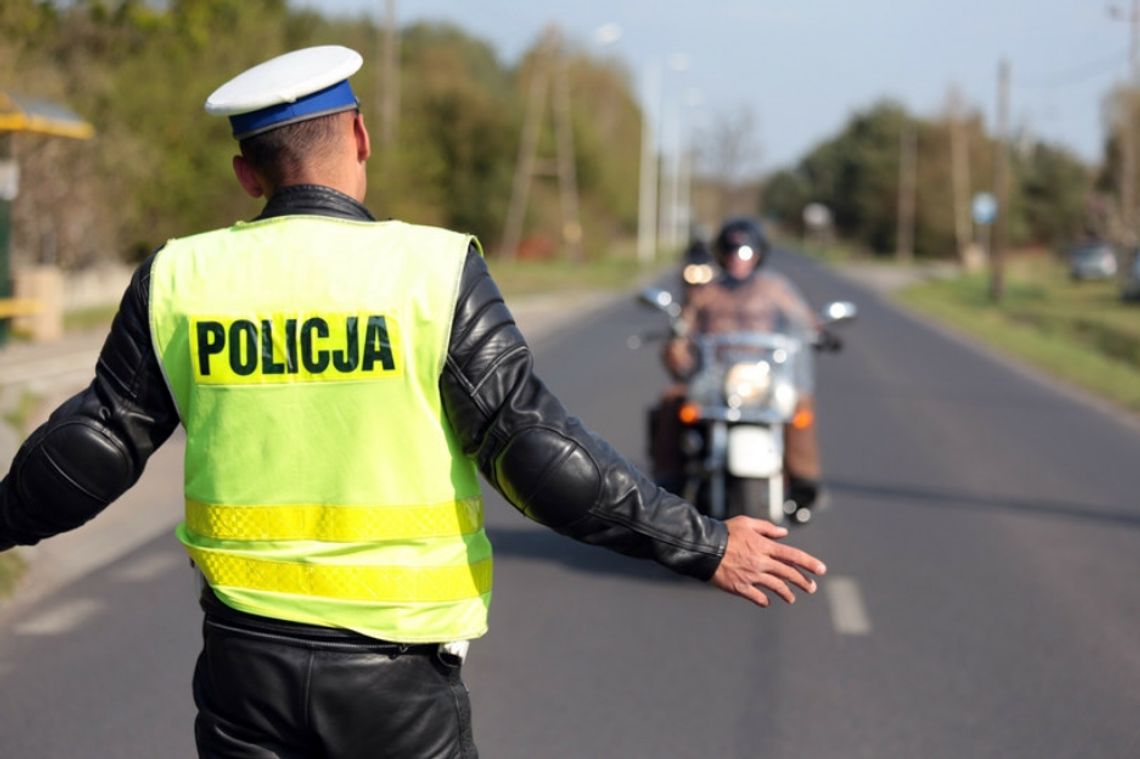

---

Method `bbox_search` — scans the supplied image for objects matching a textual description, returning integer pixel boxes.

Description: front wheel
[727,476,782,522]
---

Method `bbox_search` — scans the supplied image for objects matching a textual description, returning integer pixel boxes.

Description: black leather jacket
[0,185,727,582]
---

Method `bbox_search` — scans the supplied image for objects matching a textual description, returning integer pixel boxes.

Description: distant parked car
[1122,251,1140,302]
[1068,242,1118,281]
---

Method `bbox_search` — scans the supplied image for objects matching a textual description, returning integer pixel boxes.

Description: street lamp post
[638,53,691,264]
[659,54,689,251]
[637,62,661,264]
[674,87,702,248]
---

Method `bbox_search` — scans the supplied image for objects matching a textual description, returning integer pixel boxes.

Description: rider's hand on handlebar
[664,338,695,376]
[815,329,843,352]
[709,516,827,608]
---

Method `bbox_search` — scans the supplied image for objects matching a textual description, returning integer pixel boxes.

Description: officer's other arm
[440,249,727,580]
[0,257,180,550]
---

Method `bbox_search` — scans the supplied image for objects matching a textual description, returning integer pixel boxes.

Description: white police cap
[205,45,363,140]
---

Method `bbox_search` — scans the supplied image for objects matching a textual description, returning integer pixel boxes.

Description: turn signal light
[678,402,701,424]
[791,407,814,430]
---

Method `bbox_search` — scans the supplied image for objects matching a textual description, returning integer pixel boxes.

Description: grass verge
[486,251,671,298]
[0,391,37,599]
[896,255,1140,413]
[0,551,25,598]
[64,304,119,333]
[2,390,41,434]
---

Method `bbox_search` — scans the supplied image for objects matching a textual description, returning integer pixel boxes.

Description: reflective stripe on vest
[184,496,483,542]
[149,216,490,643]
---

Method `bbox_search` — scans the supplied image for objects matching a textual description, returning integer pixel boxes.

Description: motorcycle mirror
[821,301,857,324]
[637,287,682,318]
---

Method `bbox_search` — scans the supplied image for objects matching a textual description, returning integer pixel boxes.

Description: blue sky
[296,1,1131,173]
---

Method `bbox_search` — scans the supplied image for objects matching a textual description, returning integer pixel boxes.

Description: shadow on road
[828,477,1140,530]
[484,525,693,585]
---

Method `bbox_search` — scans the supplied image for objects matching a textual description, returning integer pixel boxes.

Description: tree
[3,7,649,269]
[1015,141,1092,248]
[696,107,762,221]
[763,98,1092,258]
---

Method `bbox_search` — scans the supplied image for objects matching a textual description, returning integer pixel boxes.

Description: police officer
[0,47,826,758]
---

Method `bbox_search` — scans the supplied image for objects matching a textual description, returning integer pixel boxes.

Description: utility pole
[990,58,1011,304]
[947,86,973,267]
[499,28,582,262]
[1126,0,1140,268]
[551,37,583,262]
[1109,1,1140,247]
[896,120,917,265]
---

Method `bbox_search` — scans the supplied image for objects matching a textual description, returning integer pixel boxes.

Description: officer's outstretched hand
[709,516,827,608]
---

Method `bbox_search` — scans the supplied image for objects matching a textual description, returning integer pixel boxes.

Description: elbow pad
[494,426,600,528]
[6,407,136,540]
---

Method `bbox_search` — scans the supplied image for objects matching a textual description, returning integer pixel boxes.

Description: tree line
[1,0,642,270]
[3,1,1115,270]
[761,99,1097,259]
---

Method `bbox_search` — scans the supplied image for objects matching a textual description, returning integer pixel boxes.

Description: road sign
[971,192,997,225]
[803,202,832,229]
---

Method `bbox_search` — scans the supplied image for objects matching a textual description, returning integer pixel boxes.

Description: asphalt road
[1,250,1139,758]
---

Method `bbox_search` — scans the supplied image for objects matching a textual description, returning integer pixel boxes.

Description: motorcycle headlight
[724,361,772,408]
[683,263,714,285]
[772,380,798,418]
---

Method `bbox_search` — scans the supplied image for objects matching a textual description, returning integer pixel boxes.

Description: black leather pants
[192,590,478,759]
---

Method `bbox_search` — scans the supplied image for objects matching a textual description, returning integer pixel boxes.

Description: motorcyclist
[651,216,825,518]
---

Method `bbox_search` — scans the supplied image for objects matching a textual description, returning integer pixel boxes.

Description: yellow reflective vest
[149,215,491,643]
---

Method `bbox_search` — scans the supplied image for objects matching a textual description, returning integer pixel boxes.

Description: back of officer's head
[238,111,354,193]
[206,46,368,199]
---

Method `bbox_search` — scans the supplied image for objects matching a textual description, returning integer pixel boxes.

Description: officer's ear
[232,155,266,198]
[352,111,371,164]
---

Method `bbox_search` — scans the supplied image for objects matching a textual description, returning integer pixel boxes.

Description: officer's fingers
[741,517,788,540]
[751,572,796,605]
[769,542,828,577]
[732,581,771,609]
[760,557,817,595]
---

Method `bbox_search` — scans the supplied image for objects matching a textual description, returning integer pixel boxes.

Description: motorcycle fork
[705,421,729,520]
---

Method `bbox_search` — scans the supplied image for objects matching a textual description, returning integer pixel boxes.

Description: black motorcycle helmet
[712,217,770,277]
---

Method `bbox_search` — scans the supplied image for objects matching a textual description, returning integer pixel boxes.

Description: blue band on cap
[229,79,357,139]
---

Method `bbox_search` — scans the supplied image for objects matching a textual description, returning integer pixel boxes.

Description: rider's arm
[769,273,820,334]
[662,289,703,378]
[0,255,180,549]
[663,336,696,379]
[440,248,728,580]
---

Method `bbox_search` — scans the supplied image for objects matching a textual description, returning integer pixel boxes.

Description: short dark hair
[238,110,352,190]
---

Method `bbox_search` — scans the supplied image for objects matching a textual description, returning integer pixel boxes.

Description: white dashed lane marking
[825,576,872,635]
[14,599,103,637]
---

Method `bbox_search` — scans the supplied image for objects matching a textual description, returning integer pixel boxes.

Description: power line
[1019,46,1129,89]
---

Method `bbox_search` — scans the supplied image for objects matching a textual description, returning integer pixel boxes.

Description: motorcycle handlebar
[813,329,843,352]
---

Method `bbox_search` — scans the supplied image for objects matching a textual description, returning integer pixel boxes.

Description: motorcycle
[636,287,856,525]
